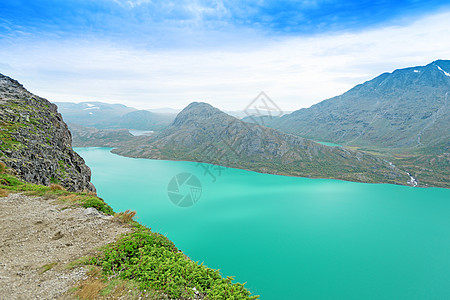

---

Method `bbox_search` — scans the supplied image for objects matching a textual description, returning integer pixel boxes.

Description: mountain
[115,109,175,130]
[113,102,410,185]
[68,123,136,147]
[54,101,176,131]
[0,74,95,191]
[268,60,450,151]
[225,109,291,119]
[54,101,136,126]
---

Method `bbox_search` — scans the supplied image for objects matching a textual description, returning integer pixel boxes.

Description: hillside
[115,109,175,130]
[0,74,95,192]
[68,123,136,147]
[268,60,450,150]
[113,102,410,185]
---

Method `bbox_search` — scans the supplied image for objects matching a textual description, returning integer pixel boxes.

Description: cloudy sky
[1,0,449,111]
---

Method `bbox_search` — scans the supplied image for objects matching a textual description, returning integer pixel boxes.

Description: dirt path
[0,193,130,300]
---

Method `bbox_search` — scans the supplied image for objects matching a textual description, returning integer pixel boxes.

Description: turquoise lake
[75,147,450,300]
[314,141,342,147]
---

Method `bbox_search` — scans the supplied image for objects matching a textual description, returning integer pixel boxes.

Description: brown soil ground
[0,193,130,299]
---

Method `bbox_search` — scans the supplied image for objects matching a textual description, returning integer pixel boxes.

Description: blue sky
[1,0,448,47]
[1,0,450,110]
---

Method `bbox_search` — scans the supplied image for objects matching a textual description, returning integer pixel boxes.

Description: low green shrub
[91,224,258,299]
[81,196,114,215]
[0,173,113,215]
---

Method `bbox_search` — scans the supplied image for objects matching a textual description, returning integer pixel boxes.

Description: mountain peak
[430,59,449,65]
[183,101,216,111]
[270,59,450,150]
[171,102,225,127]
[430,60,450,76]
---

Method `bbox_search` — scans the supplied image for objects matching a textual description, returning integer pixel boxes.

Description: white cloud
[112,0,152,8]
[0,10,449,111]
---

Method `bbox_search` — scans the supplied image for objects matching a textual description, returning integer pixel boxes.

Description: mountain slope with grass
[113,102,410,185]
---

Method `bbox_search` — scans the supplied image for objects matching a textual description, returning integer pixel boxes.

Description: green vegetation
[0,167,114,215]
[90,223,258,299]
[392,152,450,188]
[56,160,68,178]
[40,262,58,274]
[0,121,27,151]
[50,176,60,184]
[0,163,257,299]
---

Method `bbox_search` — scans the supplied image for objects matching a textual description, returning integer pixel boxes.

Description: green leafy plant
[91,224,258,299]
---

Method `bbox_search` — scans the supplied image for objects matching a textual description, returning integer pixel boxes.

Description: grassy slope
[343,145,449,188]
[0,163,258,299]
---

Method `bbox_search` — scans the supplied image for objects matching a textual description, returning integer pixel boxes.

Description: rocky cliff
[0,74,95,192]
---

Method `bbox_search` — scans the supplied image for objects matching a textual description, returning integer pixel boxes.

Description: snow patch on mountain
[436,65,450,77]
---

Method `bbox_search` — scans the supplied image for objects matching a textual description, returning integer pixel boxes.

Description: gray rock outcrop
[0,73,95,192]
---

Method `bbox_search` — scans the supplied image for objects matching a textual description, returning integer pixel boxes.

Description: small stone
[83,207,100,217]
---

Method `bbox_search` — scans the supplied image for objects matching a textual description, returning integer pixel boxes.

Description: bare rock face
[0,73,95,192]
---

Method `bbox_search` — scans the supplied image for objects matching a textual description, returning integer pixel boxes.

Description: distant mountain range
[55,101,292,131]
[112,102,409,185]
[54,101,176,130]
[267,60,450,151]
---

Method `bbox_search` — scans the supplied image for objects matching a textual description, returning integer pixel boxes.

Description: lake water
[314,141,342,147]
[128,129,154,136]
[75,147,450,300]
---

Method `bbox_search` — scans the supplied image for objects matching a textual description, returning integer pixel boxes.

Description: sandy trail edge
[0,193,130,300]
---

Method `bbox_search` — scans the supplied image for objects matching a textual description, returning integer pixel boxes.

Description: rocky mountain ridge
[268,60,450,150]
[113,102,410,185]
[0,73,95,191]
